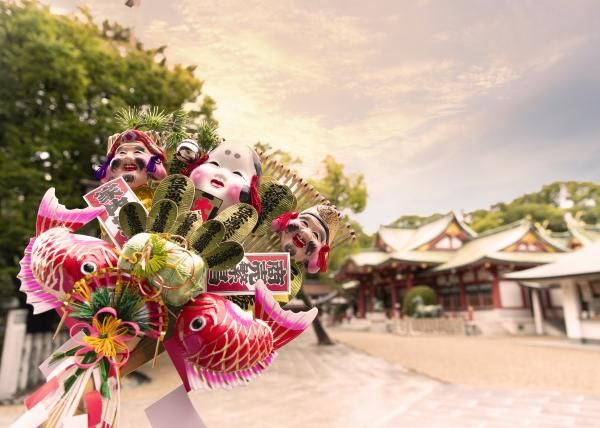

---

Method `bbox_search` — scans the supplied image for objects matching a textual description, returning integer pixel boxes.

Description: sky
[43,0,600,233]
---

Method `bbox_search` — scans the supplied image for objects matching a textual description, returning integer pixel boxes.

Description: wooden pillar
[358,285,366,318]
[561,279,583,340]
[390,283,398,316]
[531,288,545,335]
[491,266,501,309]
[458,272,467,311]
[406,271,413,290]
[520,283,529,308]
[368,282,376,312]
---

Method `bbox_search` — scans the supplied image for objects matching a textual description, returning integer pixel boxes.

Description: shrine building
[337,213,572,334]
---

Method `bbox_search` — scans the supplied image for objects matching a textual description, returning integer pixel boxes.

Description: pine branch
[196,119,221,152]
[142,106,170,131]
[115,106,144,130]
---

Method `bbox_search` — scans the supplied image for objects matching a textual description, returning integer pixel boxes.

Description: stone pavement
[3,331,600,427]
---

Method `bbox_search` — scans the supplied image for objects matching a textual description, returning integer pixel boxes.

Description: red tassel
[250,175,262,215]
[273,211,298,232]
[318,244,330,273]
[181,153,209,176]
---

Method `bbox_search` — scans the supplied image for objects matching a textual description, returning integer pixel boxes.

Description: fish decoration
[18,188,119,314]
[168,281,317,390]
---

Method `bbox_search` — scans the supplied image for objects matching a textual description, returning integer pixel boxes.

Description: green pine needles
[69,282,157,334]
[114,106,222,153]
[115,106,190,148]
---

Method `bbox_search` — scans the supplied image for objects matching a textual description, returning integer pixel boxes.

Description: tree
[0,1,213,298]
[310,155,367,214]
[467,181,600,233]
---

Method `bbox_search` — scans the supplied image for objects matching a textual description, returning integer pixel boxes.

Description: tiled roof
[564,213,600,246]
[378,213,476,252]
[345,216,569,273]
[505,242,600,281]
[347,250,390,267]
[433,220,567,272]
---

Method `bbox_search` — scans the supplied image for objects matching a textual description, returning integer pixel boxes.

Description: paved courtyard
[3,330,600,427]
[330,328,600,395]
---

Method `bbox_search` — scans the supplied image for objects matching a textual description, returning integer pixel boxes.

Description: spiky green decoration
[195,119,221,152]
[69,284,158,333]
[115,106,191,148]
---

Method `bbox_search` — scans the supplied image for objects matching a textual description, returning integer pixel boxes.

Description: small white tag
[145,385,207,428]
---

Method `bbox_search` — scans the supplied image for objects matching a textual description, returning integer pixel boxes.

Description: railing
[389,317,467,335]
[0,309,69,401]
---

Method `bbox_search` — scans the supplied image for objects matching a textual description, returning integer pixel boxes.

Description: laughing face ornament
[184,142,262,220]
[272,205,341,274]
[95,130,168,190]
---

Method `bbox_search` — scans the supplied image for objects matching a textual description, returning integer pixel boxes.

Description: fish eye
[80,261,97,275]
[190,317,206,331]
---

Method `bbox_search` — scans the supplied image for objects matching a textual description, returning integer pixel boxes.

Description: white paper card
[145,385,207,428]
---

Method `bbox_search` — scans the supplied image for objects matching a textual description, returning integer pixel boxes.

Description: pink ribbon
[69,307,140,369]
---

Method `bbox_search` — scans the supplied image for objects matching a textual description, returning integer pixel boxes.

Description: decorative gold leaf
[147,199,178,233]
[172,211,203,238]
[214,203,258,243]
[152,174,196,213]
[254,179,295,235]
[189,220,224,255]
[118,202,148,237]
[203,242,244,271]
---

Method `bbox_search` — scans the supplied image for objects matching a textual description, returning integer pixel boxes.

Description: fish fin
[254,281,317,350]
[185,353,278,391]
[36,188,105,236]
[18,239,62,314]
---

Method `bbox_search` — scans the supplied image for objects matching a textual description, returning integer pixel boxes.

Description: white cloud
[43,0,600,233]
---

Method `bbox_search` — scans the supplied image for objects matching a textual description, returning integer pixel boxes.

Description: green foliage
[467,181,600,233]
[403,286,436,317]
[392,181,600,234]
[0,1,213,298]
[392,213,445,228]
[115,106,192,150]
[196,119,221,152]
[310,155,367,214]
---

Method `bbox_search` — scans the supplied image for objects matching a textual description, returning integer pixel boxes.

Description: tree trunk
[297,289,334,346]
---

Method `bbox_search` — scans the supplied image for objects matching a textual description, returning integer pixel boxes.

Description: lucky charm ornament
[272,204,341,274]
[12,109,356,428]
[183,142,262,220]
[94,130,168,209]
